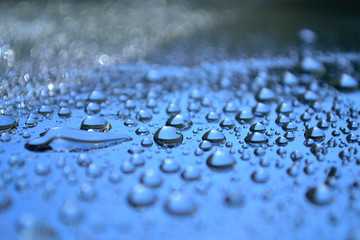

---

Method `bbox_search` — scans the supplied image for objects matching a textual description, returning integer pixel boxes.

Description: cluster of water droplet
[0,6,359,237]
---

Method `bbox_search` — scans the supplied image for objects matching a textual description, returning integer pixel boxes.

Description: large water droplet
[25,127,132,152]
[80,116,111,132]
[154,126,183,148]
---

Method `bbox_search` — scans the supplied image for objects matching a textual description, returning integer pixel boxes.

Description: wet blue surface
[1,1,360,240]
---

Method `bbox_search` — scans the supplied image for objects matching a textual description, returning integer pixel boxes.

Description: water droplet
[0,192,11,211]
[250,123,266,133]
[335,74,358,91]
[166,114,193,130]
[223,101,238,114]
[154,126,183,148]
[85,102,101,115]
[164,191,196,216]
[202,130,226,144]
[108,170,122,184]
[160,158,180,173]
[0,116,18,131]
[206,111,221,122]
[58,107,72,118]
[76,154,92,167]
[220,119,235,129]
[306,184,334,205]
[225,192,245,207]
[58,200,83,226]
[16,213,57,239]
[25,127,131,152]
[128,184,156,208]
[236,110,254,123]
[282,71,299,86]
[38,105,53,115]
[276,102,293,114]
[166,102,181,115]
[78,182,97,201]
[206,150,235,171]
[81,116,111,132]
[130,154,145,167]
[245,132,268,145]
[141,137,153,147]
[181,165,201,181]
[1,132,11,142]
[317,120,329,130]
[276,136,288,146]
[135,127,150,136]
[124,118,138,127]
[300,57,325,74]
[34,163,51,176]
[251,168,269,183]
[290,150,304,161]
[88,90,106,102]
[252,103,270,116]
[140,169,162,188]
[255,87,276,102]
[121,160,136,174]
[199,140,212,151]
[8,155,25,168]
[86,163,103,178]
[305,127,325,142]
[136,110,152,122]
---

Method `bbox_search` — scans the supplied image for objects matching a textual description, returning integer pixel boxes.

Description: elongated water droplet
[25,127,132,152]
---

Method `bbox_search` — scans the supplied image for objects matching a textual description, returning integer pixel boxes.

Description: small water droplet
[206,150,236,171]
[164,191,196,216]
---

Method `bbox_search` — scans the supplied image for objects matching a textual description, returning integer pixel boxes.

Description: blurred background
[0,0,359,68]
